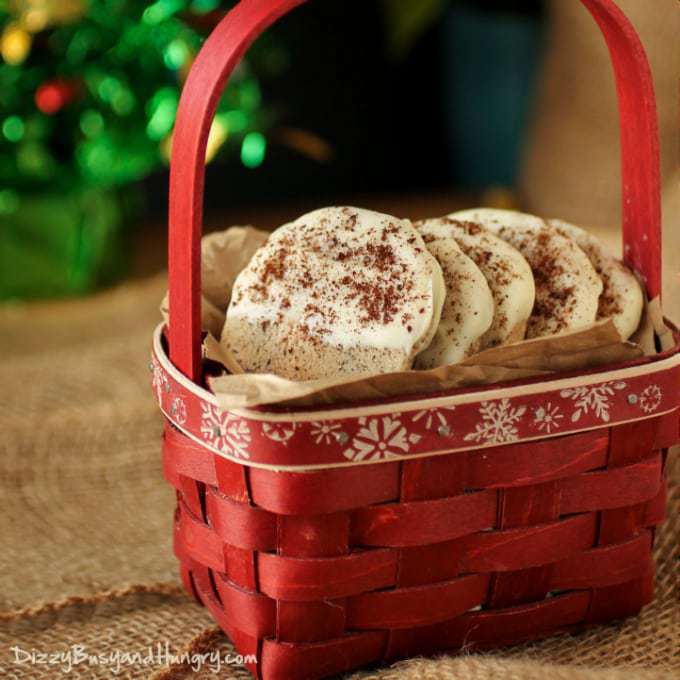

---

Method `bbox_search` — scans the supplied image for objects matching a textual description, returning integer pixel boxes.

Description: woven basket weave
[152,1,680,679]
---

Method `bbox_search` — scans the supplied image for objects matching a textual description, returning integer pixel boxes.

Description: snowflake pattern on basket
[200,403,251,459]
[533,403,564,434]
[150,334,680,467]
[464,399,527,444]
[170,396,187,425]
[261,422,297,443]
[638,385,662,414]
[344,415,421,462]
[310,421,342,445]
[151,356,169,404]
[411,407,456,431]
[560,381,626,423]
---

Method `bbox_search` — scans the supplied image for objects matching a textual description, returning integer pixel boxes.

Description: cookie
[451,208,602,338]
[416,219,495,367]
[437,217,535,348]
[549,219,643,339]
[223,206,445,379]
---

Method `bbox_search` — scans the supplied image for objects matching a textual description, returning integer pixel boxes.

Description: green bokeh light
[143,0,184,25]
[2,116,25,142]
[241,131,266,168]
[146,87,178,140]
[164,39,190,70]
[111,89,135,116]
[97,76,123,103]
[80,110,105,137]
[82,142,113,171]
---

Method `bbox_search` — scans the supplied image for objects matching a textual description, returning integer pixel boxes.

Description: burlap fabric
[0,252,678,680]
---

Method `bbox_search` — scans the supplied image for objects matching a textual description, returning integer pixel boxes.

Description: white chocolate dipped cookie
[415,219,494,368]
[437,217,535,348]
[451,208,602,338]
[223,206,445,380]
[549,219,643,340]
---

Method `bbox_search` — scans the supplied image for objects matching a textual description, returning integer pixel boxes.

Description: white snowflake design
[533,402,564,434]
[170,396,187,425]
[411,407,456,431]
[559,381,626,423]
[261,422,297,444]
[151,356,169,403]
[200,403,251,459]
[310,421,342,445]
[464,399,527,444]
[344,415,421,462]
[638,385,662,414]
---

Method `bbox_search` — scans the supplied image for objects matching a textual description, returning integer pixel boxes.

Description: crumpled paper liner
[161,227,269,341]
[161,226,670,409]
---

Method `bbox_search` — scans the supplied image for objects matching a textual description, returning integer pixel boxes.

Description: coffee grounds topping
[229,206,439,351]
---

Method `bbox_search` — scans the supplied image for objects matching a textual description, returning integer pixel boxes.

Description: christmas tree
[0,0,275,298]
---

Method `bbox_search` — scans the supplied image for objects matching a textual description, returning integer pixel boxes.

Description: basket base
[177,552,655,680]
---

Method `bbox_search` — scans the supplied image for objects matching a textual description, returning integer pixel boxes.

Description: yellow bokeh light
[205,119,229,164]
[1,23,32,65]
[16,0,87,31]
[160,118,229,164]
[23,8,49,32]
[160,133,173,162]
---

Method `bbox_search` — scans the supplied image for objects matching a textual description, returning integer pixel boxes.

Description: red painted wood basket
[152,1,680,678]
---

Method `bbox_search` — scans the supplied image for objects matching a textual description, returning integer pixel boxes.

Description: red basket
[152,1,680,678]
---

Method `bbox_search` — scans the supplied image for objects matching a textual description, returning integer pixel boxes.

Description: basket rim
[153,323,680,470]
[153,323,680,422]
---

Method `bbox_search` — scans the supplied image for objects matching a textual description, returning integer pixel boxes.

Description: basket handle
[168,0,662,381]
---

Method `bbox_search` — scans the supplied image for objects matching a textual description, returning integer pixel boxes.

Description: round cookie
[223,206,445,380]
[451,208,602,338]
[416,220,494,368]
[549,219,643,340]
[437,217,535,348]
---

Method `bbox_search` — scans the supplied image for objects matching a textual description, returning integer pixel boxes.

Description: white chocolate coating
[549,219,643,340]
[223,206,445,379]
[416,220,494,367]
[439,217,535,348]
[451,208,602,338]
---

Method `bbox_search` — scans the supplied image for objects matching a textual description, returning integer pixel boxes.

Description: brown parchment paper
[161,227,670,410]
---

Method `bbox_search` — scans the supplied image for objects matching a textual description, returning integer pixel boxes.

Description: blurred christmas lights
[1,23,32,64]
[2,116,25,142]
[0,0,277,192]
[35,79,80,115]
[241,132,266,169]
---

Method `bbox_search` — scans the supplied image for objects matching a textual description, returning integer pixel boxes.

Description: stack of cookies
[223,206,643,380]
